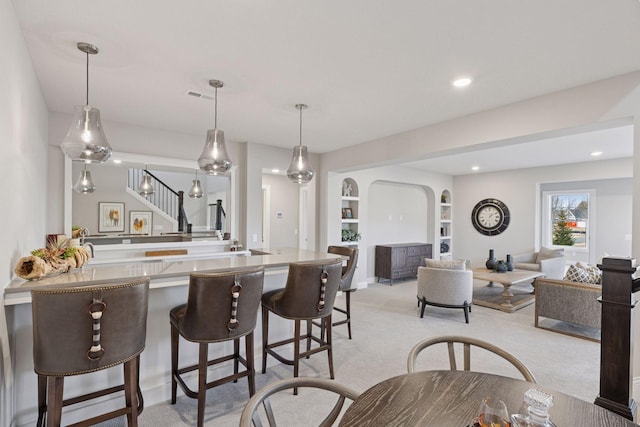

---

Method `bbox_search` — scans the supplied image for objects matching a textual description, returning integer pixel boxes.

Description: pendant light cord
[214,86,218,128]
[299,106,303,147]
[85,51,89,106]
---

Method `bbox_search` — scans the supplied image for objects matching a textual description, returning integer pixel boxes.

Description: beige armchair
[512,247,566,280]
[417,264,473,323]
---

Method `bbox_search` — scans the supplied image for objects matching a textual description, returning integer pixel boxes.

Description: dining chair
[407,335,537,383]
[31,277,150,427]
[238,377,360,427]
[170,267,265,427]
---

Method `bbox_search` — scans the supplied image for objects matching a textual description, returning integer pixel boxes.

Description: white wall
[453,158,633,267]
[262,174,299,248]
[0,0,49,424]
[245,142,318,250]
[367,181,429,279]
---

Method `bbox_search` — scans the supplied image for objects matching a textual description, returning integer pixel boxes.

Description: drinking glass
[476,396,511,427]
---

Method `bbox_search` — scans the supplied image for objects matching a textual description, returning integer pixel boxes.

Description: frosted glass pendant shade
[189,169,203,198]
[198,129,232,175]
[138,172,154,196]
[73,165,96,194]
[61,105,112,162]
[286,145,314,184]
[189,179,203,198]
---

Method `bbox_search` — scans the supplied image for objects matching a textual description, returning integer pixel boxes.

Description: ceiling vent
[186,91,214,101]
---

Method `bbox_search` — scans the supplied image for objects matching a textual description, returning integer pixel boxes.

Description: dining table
[338,370,636,426]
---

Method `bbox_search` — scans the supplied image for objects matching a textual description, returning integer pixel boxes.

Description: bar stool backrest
[180,266,265,342]
[275,259,342,319]
[327,246,359,291]
[31,277,150,376]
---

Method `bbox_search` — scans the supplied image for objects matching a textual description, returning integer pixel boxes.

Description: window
[542,190,594,250]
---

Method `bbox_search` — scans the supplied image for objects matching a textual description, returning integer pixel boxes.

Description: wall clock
[471,198,510,236]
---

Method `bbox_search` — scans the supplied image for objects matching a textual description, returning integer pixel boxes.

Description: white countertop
[4,248,342,302]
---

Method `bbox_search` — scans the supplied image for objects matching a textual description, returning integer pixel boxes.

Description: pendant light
[188,169,203,198]
[198,80,232,175]
[73,163,96,194]
[60,42,112,163]
[286,104,314,184]
[138,166,154,196]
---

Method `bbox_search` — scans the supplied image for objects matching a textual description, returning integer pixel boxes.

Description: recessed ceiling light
[272,169,280,173]
[112,159,122,164]
[471,165,480,171]
[452,77,472,88]
[591,151,603,157]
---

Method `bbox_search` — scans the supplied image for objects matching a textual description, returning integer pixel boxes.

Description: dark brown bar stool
[261,259,342,391]
[170,267,265,427]
[31,277,150,427]
[319,246,359,339]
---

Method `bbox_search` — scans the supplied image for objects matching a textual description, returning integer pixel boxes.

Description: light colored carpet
[98,279,601,426]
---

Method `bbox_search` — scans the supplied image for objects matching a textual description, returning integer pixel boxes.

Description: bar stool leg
[37,374,46,427]
[306,320,312,358]
[345,291,352,339]
[326,314,335,379]
[262,308,269,374]
[233,338,240,382]
[46,377,64,427]
[170,324,179,404]
[124,357,139,427]
[293,319,301,395]
[245,331,256,396]
[197,343,208,427]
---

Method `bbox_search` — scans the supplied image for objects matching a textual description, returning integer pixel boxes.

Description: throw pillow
[536,246,565,263]
[564,264,591,283]
[425,259,466,270]
[576,261,603,284]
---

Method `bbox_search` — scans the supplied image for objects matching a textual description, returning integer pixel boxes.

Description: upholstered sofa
[533,276,601,342]
[513,247,566,280]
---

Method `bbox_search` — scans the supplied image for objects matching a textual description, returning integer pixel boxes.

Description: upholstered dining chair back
[263,259,342,320]
[31,277,150,376]
[407,335,537,383]
[327,245,359,292]
[177,267,265,342]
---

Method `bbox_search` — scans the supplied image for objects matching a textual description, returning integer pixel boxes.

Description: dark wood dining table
[338,370,636,426]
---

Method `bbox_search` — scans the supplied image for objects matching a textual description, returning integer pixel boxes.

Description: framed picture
[342,208,353,219]
[130,211,152,235]
[98,202,125,233]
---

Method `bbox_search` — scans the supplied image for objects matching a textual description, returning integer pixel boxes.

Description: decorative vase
[506,254,515,271]
[485,249,497,270]
[495,260,508,273]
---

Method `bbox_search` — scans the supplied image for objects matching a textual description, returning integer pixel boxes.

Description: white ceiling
[11,0,640,172]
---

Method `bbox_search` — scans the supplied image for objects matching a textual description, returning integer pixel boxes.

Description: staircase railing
[128,168,188,231]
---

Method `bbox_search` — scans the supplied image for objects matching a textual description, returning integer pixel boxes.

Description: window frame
[541,189,596,254]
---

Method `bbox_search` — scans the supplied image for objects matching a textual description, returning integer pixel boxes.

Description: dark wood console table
[375,243,432,285]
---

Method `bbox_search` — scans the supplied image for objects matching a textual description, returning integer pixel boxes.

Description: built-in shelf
[440,190,452,259]
[341,178,360,247]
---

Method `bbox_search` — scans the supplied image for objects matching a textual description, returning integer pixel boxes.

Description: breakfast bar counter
[1,248,342,426]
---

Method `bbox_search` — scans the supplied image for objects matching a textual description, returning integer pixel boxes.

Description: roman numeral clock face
[471,199,510,236]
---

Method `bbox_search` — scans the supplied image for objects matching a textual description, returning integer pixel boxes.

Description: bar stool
[31,277,150,427]
[170,267,264,427]
[321,246,359,339]
[261,259,342,390]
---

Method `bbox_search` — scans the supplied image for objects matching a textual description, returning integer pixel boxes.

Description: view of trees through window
[550,193,589,248]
